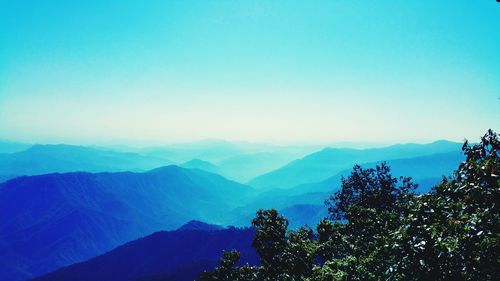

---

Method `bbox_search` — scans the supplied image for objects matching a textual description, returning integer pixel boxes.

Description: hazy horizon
[1,1,499,145]
[0,136,468,150]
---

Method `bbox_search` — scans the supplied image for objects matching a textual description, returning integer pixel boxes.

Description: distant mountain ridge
[230,150,464,227]
[0,144,171,182]
[134,140,319,164]
[0,140,31,154]
[180,159,221,174]
[180,152,306,183]
[248,140,462,189]
[286,150,465,195]
[215,151,304,182]
[0,141,318,184]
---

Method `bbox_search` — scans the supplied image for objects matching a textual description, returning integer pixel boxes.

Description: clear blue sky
[0,0,499,145]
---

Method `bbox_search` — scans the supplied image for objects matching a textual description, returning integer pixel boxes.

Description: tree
[200,250,258,281]
[386,129,500,280]
[202,130,499,281]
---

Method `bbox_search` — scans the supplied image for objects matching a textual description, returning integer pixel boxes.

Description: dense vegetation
[201,130,499,280]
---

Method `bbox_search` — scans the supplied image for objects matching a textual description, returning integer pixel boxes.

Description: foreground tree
[385,129,499,280]
[202,130,499,281]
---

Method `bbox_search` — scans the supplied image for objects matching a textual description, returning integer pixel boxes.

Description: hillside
[30,226,257,281]
[230,151,464,227]
[0,141,31,154]
[287,150,465,195]
[248,140,461,189]
[0,144,171,182]
[216,152,306,182]
[137,140,318,164]
[181,152,313,183]
[180,159,221,174]
[178,220,225,231]
[0,166,254,281]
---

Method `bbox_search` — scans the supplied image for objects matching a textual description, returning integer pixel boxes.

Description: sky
[0,0,499,145]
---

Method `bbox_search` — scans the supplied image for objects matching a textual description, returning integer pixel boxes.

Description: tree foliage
[202,130,499,281]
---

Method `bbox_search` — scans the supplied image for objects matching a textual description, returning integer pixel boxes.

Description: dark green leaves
[202,130,499,281]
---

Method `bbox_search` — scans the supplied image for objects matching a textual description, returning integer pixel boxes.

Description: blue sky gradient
[1,0,499,145]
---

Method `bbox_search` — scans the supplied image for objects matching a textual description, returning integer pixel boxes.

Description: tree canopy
[201,130,499,281]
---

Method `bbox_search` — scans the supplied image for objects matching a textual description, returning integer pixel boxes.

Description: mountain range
[230,150,464,227]
[0,139,466,281]
[0,141,317,184]
[0,166,253,281]
[248,140,461,189]
[0,144,171,183]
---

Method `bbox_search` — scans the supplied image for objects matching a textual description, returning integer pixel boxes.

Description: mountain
[180,159,220,174]
[181,152,313,183]
[363,150,464,193]
[230,151,464,227]
[0,174,16,184]
[0,140,466,281]
[281,204,328,229]
[137,140,318,163]
[177,220,225,231]
[30,227,257,281]
[215,152,307,182]
[248,140,461,189]
[0,144,172,182]
[0,166,254,281]
[287,150,465,195]
[0,140,31,154]
[0,140,316,184]
[138,140,274,163]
